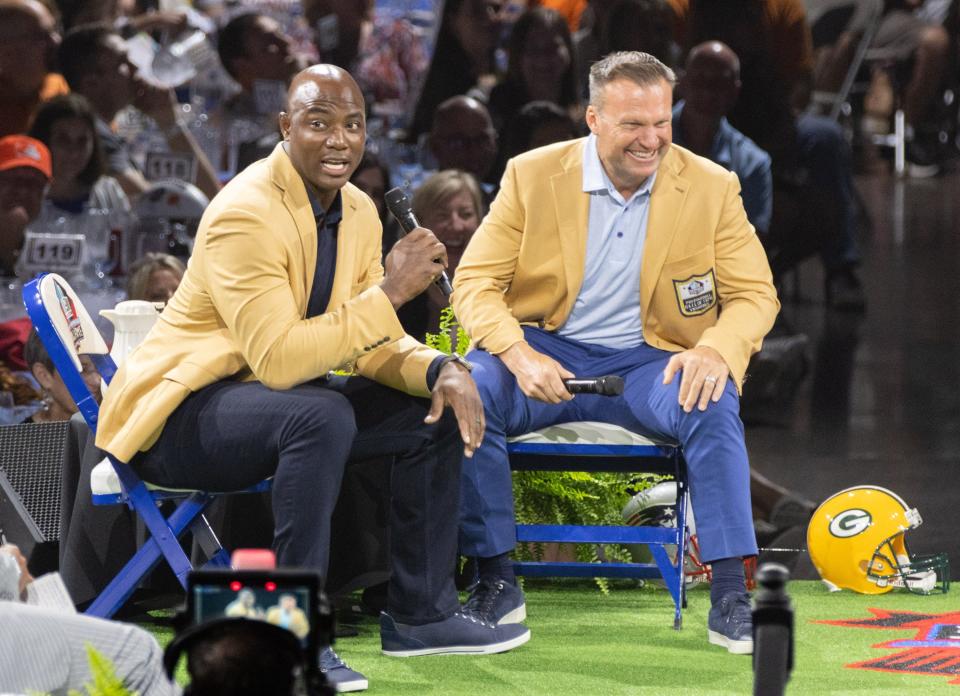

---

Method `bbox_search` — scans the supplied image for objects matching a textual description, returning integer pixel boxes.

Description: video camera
[164,568,335,696]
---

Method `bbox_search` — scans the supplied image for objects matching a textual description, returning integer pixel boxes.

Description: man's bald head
[285,64,364,115]
[686,41,740,81]
[429,96,497,181]
[279,64,367,208]
[0,0,58,98]
[433,96,492,130]
[680,41,741,121]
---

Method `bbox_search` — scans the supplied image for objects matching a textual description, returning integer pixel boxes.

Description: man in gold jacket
[95,65,529,691]
[452,52,779,655]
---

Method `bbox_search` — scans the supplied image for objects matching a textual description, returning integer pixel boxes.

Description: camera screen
[191,580,313,645]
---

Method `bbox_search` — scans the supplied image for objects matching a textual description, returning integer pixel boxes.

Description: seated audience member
[452,51,779,655]
[428,96,498,190]
[303,0,429,118]
[57,24,221,200]
[23,328,101,423]
[818,0,950,175]
[0,361,42,424]
[671,42,771,235]
[0,0,65,138]
[217,14,307,174]
[487,8,579,132]
[398,169,484,340]
[126,252,186,303]
[574,0,675,99]
[217,13,301,127]
[498,100,581,171]
[600,0,679,65]
[29,94,133,231]
[670,0,865,311]
[0,544,179,696]
[56,0,191,35]
[0,135,51,279]
[94,64,528,692]
[349,150,397,256]
[408,0,504,140]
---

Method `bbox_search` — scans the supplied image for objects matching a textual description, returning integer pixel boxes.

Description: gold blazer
[452,138,779,390]
[97,144,441,463]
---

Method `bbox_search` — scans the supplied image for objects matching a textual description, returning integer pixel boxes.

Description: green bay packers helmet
[807,485,949,595]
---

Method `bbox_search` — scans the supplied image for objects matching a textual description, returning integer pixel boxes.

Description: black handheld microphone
[384,187,454,297]
[562,375,625,396]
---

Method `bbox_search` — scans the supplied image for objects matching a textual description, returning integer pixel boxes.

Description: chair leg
[189,513,228,565]
[85,493,214,618]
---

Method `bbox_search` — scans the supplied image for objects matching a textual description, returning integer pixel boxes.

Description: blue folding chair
[23,272,270,618]
[507,421,688,629]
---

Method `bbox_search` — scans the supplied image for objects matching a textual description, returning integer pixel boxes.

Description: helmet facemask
[865,530,950,595]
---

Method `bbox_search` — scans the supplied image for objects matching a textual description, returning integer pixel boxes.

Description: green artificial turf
[145,579,960,695]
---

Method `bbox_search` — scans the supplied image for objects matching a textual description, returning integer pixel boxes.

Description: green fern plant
[66,644,135,696]
[426,307,659,592]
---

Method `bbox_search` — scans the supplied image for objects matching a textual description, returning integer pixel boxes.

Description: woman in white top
[29,93,132,229]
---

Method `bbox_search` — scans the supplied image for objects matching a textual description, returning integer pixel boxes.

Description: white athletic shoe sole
[708,629,754,655]
[330,676,369,692]
[382,627,531,657]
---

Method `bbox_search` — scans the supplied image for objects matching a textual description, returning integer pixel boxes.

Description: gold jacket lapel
[270,144,317,312]
[642,146,689,312]
[552,144,590,317]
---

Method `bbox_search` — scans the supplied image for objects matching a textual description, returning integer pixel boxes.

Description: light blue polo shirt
[557,134,653,349]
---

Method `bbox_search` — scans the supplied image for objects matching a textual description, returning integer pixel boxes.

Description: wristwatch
[438,352,474,373]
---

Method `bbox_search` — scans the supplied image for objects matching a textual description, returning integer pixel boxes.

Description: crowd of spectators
[1,0,959,690]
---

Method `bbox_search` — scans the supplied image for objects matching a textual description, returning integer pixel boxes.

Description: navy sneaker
[319,647,368,692]
[380,610,531,657]
[463,576,526,625]
[707,592,754,655]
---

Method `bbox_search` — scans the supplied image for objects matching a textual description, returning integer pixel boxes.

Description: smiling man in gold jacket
[452,52,779,656]
[95,65,529,691]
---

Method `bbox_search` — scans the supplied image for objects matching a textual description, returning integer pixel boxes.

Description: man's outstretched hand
[425,361,485,457]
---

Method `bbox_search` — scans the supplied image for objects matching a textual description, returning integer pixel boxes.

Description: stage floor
[747,168,960,580]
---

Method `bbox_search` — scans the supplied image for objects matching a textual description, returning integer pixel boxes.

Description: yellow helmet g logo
[829,509,872,538]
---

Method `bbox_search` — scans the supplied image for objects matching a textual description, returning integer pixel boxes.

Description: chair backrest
[22,273,117,433]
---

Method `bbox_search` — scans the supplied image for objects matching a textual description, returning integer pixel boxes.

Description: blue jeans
[461,328,757,563]
[132,376,462,625]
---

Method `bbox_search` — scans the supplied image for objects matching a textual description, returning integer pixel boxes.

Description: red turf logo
[819,608,960,685]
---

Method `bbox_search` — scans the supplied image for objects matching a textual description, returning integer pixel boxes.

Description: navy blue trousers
[132,376,462,625]
[461,327,757,564]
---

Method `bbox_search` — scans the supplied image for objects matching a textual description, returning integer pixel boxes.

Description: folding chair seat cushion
[90,457,190,503]
[90,457,272,504]
[508,421,675,452]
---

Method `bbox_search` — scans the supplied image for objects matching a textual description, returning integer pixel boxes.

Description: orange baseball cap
[0,135,52,179]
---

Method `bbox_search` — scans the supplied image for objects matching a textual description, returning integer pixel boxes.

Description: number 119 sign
[20,231,86,275]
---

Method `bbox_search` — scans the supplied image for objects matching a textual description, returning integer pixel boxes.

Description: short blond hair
[412,170,484,222]
[589,51,676,108]
[125,253,186,302]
